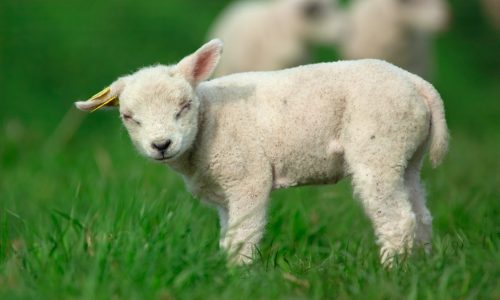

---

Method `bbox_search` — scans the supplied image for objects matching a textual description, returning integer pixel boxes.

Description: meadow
[1,0,499,299]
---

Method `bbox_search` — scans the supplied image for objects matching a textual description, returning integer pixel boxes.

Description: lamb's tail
[411,75,449,168]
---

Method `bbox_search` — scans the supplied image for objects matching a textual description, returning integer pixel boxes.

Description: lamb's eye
[121,113,141,126]
[175,100,191,119]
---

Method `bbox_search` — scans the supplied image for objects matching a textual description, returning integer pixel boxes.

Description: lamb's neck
[166,149,195,177]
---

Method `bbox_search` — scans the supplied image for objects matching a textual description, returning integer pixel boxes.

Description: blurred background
[0,0,499,298]
[1,0,498,146]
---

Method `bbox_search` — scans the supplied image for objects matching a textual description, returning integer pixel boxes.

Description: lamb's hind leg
[405,146,433,253]
[350,163,417,266]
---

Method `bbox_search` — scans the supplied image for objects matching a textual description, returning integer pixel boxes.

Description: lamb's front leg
[219,179,272,265]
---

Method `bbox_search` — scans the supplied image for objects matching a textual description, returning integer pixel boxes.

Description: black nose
[151,139,172,152]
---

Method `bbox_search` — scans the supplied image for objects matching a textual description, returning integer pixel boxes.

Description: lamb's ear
[74,78,126,112]
[176,39,223,86]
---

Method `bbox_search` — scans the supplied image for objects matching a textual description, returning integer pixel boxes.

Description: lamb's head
[276,0,340,38]
[75,39,223,162]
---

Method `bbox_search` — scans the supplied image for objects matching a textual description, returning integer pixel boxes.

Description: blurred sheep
[482,0,500,30]
[208,0,341,77]
[337,0,450,78]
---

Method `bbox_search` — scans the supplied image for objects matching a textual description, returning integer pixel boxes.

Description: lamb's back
[196,60,425,188]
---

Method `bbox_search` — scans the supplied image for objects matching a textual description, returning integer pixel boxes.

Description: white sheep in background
[75,40,448,266]
[482,0,500,31]
[208,0,342,77]
[337,0,450,78]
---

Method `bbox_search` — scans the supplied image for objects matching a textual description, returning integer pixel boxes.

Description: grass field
[1,0,499,299]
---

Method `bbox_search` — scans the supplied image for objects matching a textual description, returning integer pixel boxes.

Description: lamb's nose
[151,139,172,152]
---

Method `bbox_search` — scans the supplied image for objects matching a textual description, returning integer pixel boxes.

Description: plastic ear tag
[91,95,119,112]
[88,86,120,112]
[89,86,111,100]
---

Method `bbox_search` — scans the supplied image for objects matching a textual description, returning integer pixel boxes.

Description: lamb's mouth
[154,152,179,162]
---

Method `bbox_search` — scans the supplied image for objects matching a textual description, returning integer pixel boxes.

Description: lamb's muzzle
[151,139,172,152]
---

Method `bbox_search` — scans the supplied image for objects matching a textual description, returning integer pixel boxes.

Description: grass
[1,128,499,299]
[1,0,499,299]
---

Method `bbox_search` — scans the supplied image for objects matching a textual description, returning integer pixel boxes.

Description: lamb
[75,40,449,266]
[208,0,341,77]
[337,0,450,78]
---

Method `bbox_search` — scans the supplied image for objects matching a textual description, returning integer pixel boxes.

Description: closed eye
[175,100,191,119]
[121,113,141,126]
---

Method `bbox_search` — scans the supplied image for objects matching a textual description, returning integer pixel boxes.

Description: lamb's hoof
[227,253,253,266]
[380,247,411,268]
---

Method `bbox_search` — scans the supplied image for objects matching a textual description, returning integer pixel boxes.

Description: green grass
[1,0,499,299]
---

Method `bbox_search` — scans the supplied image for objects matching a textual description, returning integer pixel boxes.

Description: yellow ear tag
[88,87,120,112]
[89,86,111,100]
[90,95,119,112]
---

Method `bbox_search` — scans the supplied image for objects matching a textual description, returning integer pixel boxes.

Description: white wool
[208,0,341,77]
[75,40,449,266]
[337,0,450,78]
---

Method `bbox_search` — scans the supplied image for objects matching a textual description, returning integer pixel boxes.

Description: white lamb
[208,0,341,77]
[75,40,449,266]
[337,0,450,78]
